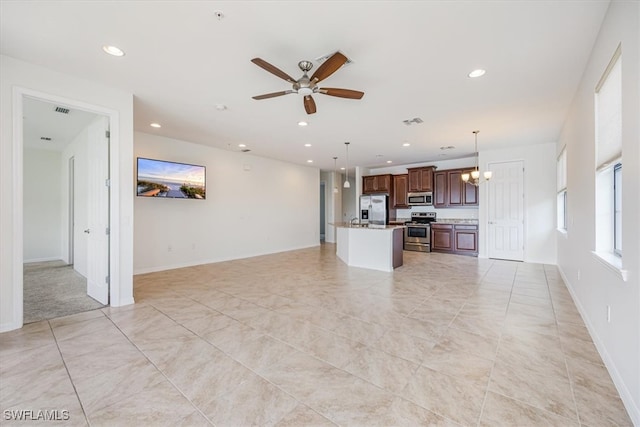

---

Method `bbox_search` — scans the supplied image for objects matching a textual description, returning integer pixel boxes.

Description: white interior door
[86,116,110,304]
[487,160,524,261]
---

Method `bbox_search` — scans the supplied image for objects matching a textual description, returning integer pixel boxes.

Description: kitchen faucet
[350,217,359,226]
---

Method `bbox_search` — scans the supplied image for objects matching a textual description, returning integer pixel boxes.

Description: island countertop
[331,222,405,230]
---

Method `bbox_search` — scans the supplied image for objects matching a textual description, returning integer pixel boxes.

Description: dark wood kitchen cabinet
[431,224,454,251]
[462,169,478,205]
[392,174,408,208]
[407,167,434,192]
[433,168,478,208]
[362,174,392,194]
[431,223,478,256]
[454,225,478,255]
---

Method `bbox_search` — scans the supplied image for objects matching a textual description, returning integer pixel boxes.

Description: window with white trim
[594,46,622,259]
[556,147,567,231]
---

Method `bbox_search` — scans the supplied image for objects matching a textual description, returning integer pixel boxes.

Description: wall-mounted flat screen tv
[136,157,206,199]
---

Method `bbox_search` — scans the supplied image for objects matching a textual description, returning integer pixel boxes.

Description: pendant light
[343,142,351,188]
[461,130,492,186]
[333,157,339,193]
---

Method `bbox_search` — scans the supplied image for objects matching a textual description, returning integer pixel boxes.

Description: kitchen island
[334,224,405,272]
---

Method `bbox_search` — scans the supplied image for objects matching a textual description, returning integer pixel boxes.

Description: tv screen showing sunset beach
[136,157,206,199]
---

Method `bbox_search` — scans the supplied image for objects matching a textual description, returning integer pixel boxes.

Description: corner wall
[556,0,640,422]
[133,132,320,274]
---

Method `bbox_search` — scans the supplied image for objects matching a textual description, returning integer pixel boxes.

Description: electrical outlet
[607,305,611,323]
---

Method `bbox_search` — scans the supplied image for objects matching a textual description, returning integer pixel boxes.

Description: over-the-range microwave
[407,192,433,206]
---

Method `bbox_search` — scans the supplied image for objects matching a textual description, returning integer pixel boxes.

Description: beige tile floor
[0,244,633,426]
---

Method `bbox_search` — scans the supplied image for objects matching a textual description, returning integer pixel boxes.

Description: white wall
[321,170,342,244]
[0,55,135,331]
[556,1,639,423]
[341,174,357,222]
[133,132,320,274]
[23,148,62,262]
[478,142,557,264]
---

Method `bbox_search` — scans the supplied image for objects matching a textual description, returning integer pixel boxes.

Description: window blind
[595,50,622,171]
[557,148,567,192]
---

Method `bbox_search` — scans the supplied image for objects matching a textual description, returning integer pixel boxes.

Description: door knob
[84,229,90,234]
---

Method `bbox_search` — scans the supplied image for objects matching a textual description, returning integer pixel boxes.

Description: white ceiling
[22,97,99,151]
[1,1,610,171]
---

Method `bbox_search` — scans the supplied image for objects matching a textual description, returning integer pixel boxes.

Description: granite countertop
[434,218,479,225]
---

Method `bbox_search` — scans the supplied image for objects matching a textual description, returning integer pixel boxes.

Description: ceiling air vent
[54,106,70,114]
[403,117,424,126]
[241,148,251,153]
[40,137,52,141]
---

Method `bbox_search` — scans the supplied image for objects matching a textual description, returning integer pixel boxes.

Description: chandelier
[462,130,492,186]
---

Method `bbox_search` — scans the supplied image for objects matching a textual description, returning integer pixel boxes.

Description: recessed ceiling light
[238,143,247,148]
[468,69,486,78]
[298,121,308,127]
[304,143,312,147]
[340,167,345,170]
[102,45,125,57]
[402,142,411,147]
[150,123,161,128]
[307,160,313,163]
[386,160,393,164]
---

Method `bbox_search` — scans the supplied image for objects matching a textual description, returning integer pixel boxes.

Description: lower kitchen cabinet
[431,223,478,256]
[453,225,478,255]
[431,224,453,251]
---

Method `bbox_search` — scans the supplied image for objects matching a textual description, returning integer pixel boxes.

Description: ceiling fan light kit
[251,51,364,114]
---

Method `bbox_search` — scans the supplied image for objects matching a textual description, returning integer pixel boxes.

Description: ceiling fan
[251,52,364,114]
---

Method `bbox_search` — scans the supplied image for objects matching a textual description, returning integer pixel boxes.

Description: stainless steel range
[404,212,436,252]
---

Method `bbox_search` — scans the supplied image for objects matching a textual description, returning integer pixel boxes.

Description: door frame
[11,87,120,328]
[68,156,75,265]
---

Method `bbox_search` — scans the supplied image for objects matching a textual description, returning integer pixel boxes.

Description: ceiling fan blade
[251,58,296,83]
[318,88,364,99]
[310,52,348,83]
[304,95,317,114]
[252,90,294,100]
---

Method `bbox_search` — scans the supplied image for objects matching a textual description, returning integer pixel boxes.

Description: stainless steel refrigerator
[362,194,388,228]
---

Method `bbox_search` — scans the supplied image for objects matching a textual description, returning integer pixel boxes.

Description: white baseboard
[111,297,135,307]
[0,321,22,333]
[133,243,320,275]
[557,265,640,426]
[23,257,62,264]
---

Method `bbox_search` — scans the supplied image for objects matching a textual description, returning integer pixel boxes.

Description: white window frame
[592,45,627,281]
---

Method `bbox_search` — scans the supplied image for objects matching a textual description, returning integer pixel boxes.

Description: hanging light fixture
[343,142,351,188]
[333,156,339,193]
[462,130,492,186]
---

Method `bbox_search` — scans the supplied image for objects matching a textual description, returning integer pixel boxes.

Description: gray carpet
[23,260,106,324]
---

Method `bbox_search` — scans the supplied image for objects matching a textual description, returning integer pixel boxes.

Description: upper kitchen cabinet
[392,174,408,208]
[407,166,435,192]
[433,168,478,208]
[462,169,478,205]
[362,174,392,194]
